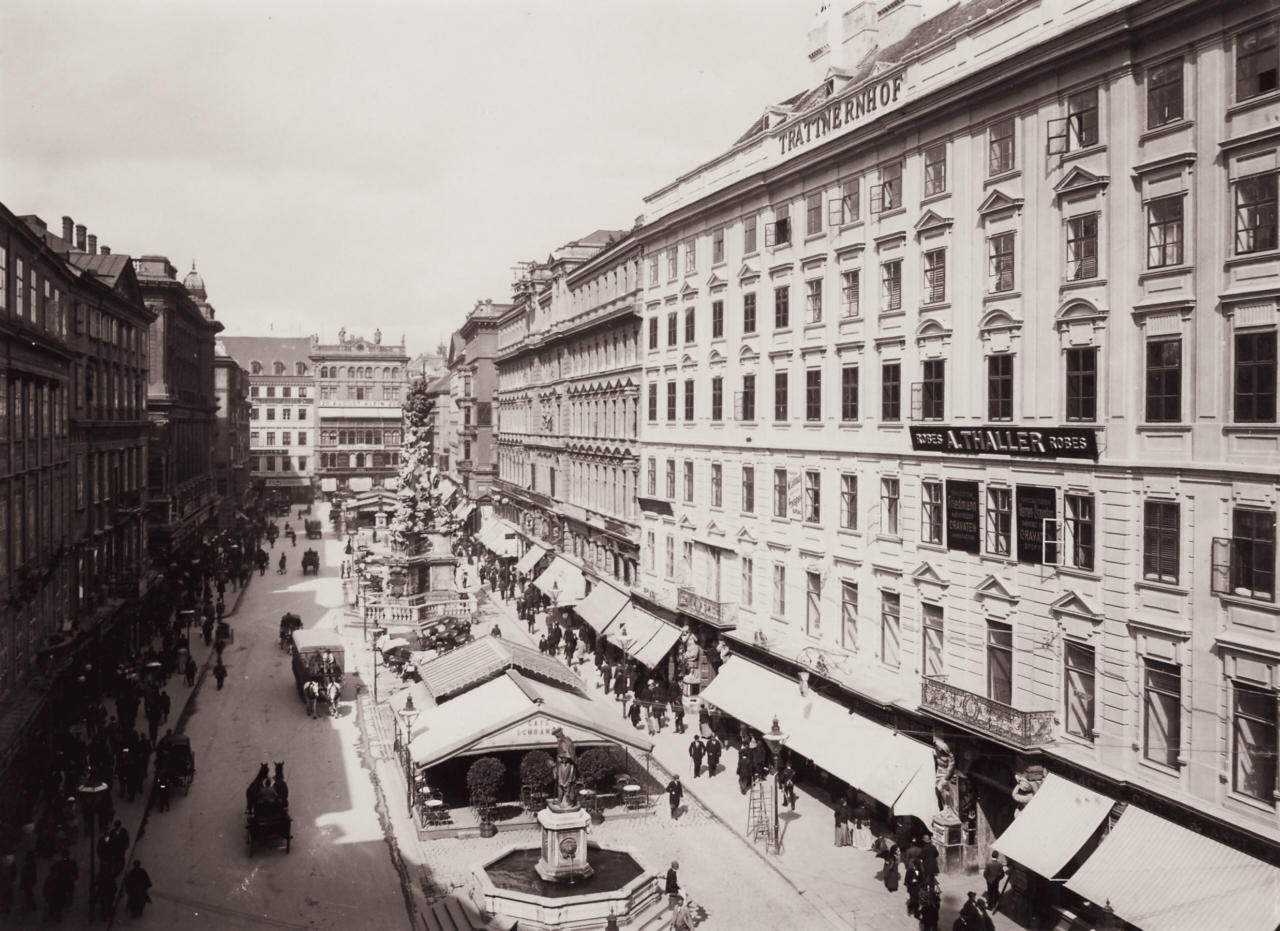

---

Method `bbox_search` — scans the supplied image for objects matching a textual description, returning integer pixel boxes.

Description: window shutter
[1211,537,1232,595]
[1046,118,1069,154]
[910,383,923,421]
[869,184,884,214]
[1042,519,1061,565]
[734,391,744,421]
[828,198,844,227]
[764,223,775,248]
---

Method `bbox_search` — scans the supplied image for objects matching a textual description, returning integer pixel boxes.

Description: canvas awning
[452,502,474,523]
[532,557,587,604]
[601,603,682,669]
[515,545,547,576]
[574,581,629,631]
[1066,805,1280,931]
[992,773,1113,878]
[699,657,938,824]
[630,619,684,669]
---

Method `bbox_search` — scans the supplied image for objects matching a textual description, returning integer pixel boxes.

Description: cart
[301,549,320,575]
[155,734,195,796]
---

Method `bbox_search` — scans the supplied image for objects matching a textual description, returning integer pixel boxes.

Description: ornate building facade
[446,302,506,501]
[213,344,252,523]
[311,329,407,493]
[631,0,1280,923]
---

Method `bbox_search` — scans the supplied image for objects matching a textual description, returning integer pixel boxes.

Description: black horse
[273,762,289,806]
[246,763,269,815]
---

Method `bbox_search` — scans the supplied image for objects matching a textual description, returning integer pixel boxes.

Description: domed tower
[183,262,207,300]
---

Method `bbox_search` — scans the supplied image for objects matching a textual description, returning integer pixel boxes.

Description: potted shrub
[577,748,614,823]
[519,750,554,811]
[467,756,506,837]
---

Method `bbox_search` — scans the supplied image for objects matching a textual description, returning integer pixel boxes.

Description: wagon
[301,549,320,575]
[155,734,195,795]
[246,809,292,855]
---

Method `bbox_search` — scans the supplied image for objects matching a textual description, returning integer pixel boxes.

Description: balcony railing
[677,587,737,629]
[921,676,1055,749]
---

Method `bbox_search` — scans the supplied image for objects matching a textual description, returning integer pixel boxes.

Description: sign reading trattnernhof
[910,426,1098,460]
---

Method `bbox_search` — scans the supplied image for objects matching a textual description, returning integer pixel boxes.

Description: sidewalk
[474,582,1024,931]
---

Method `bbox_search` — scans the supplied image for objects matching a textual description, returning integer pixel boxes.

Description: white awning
[699,657,938,824]
[532,557,587,604]
[599,602,682,669]
[630,618,683,669]
[1067,805,1280,931]
[452,502,474,523]
[992,773,1113,878]
[574,581,629,631]
[515,545,547,576]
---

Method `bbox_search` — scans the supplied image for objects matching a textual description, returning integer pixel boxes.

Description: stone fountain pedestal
[535,805,594,883]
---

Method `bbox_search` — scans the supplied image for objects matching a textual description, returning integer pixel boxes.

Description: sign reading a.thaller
[909,426,1098,461]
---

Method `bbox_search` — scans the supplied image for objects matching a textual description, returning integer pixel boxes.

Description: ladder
[746,777,777,847]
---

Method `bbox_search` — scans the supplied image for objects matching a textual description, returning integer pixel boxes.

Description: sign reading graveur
[1015,485,1056,565]
[909,426,1098,461]
[778,74,906,156]
[945,480,980,554]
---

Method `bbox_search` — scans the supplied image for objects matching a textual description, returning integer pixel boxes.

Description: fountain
[469,729,667,930]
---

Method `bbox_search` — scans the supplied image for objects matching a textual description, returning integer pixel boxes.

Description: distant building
[408,350,447,382]
[311,329,408,494]
[446,302,508,501]
[212,344,252,524]
[424,371,453,474]
[134,257,223,561]
[219,336,316,503]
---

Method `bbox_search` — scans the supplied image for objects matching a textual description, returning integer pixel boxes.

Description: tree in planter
[466,756,506,832]
[519,750,554,810]
[577,748,615,792]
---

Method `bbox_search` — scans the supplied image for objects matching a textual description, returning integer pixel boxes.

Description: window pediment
[977,188,1024,218]
[737,343,759,362]
[707,272,728,292]
[1049,589,1102,621]
[736,526,758,545]
[975,574,1018,604]
[1053,166,1109,199]
[738,262,760,284]
[678,514,697,530]
[913,209,954,237]
[979,308,1022,334]
[679,282,699,300]
[910,561,950,588]
[1055,298,1107,327]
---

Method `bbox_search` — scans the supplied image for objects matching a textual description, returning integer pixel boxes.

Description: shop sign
[787,471,803,520]
[1015,485,1056,565]
[778,74,905,157]
[910,426,1098,460]
[945,480,980,554]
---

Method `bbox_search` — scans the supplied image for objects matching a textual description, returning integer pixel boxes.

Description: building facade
[631,0,1280,921]
[219,336,316,503]
[311,329,408,494]
[446,302,506,501]
[213,345,252,523]
[135,257,223,562]
[494,232,643,586]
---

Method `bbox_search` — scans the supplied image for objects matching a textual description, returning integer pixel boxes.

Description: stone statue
[933,734,957,815]
[338,327,347,344]
[374,328,382,344]
[551,727,578,809]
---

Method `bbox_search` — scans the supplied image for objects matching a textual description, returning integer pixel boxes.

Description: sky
[0,0,816,357]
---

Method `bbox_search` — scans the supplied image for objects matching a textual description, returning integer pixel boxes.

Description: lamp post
[761,716,788,855]
[398,696,420,814]
[78,777,109,920]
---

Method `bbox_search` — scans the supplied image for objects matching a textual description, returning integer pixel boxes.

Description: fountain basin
[472,843,664,931]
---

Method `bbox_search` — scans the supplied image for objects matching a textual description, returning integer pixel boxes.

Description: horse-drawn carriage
[155,734,195,797]
[418,615,474,654]
[245,763,292,855]
[291,629,343,717]
[301,549,320,575]
[279,613,303,651]
[304,519,322,539]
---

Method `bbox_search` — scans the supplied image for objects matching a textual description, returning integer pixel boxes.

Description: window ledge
[1138,119,1192,144]
[875,207,907,221]
[1225,249,1280,269]
[1227,91,1280,118]
[918,541,947,554]
[920,301,951,313]
[838,420,863,429]
[878,422,905,430]
[804,232,826,244]
[1057,564,1102,582]
[1060,143,1107,164]
[773,420,792,428]
[774,328,794,337]
[984,289,1021,303]
[1135,578,1189,597]
[1061,276,1107,292]
[802,420,824,428]
[1136,423,1190,433]
[1218,593,1279,613]
[1137,265,1191,284]
[879,309,906,320]
[979,553,1014,567]
[1224,790,1277,815]
[1223,424,1280,435]
[985,168,1021,187]
[837,527,863,539]
[803,321,826,333]
[875,533,902,545]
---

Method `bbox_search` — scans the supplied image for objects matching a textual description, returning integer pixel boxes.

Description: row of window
[250,407,308,422]
[311,451,400,470]
[316,428,401,446]
[647,454,1275,600]
[250,385,309,399]
[255,455,308,472]
[315,365,401,380]
[249,431,308,448]
[644,330,1276,426]
[250,361,309,376]
[316,385,401,401]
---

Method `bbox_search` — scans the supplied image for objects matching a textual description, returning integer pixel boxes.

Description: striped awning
[992,773,1113,878]
[1067,804,1280,931]
[574,581,629,631]
[532,557,587,604]
[515,545,547,576]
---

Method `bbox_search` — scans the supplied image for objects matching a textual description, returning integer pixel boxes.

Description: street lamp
[77,777,110,920]
[397,696,421,814]
[761,716,788,855]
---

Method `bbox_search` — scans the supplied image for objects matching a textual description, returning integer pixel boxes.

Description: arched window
[365,430,375,444]
[355,453,365,468]
[273,361,285,375]
[339,430,347,445]
[296,362,307,375]
[250,361,262,375]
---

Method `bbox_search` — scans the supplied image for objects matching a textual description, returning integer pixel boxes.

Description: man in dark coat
[672,698,686,734]
[601,663,613,696]
[213,662,227,690]
[982,853,1005,912]
[93,869,117,922]
[184,656,198,687]
[688,735,705,777]
[666,775,683,818]
[123,861,151,917]
[664,860,680,909]
[704,734,721,776]
[19,852,36,913]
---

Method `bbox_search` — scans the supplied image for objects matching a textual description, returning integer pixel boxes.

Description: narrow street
[123,509,414,931]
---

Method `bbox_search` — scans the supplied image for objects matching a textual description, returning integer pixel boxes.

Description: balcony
[677,587,738,630]
[921,676,1055,750]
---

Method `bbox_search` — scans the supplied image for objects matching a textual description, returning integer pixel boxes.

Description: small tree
[577,748,614,791]
[519,750,554,793]
[466,756,506,817]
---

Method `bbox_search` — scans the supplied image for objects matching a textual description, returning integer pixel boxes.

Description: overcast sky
[1,0,815,356]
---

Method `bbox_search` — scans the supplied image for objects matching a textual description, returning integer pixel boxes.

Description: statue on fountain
[551,727,579,809]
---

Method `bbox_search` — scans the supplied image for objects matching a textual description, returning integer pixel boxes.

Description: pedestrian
[93,869,116,922]
[920,834,940,882]
[688,735,704,777]
[670,894,694,931]
[918,880,941,931]
[975,897,997,931]
[19,852,36,914]
[215,640,225,663]
[664,860,679,909]
[213,662,227,690]
[628,699,643,729]
[105,821,129,877]
[601,663,613,696]
[538,635,548,655]
[982,852,1004,913]
[882,845,900,893]
[185,656,197,687]
[905,861,922,917]
[834,799,849,847]
[736,748,753,795]
[672,698,685,734]
[704,734,721,776]
[666,775,683,819]
[123,860,152,917]
[779,763,796,809]
[956,891,982,931]
[201,617,213,646]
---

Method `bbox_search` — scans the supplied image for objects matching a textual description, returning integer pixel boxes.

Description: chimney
[75,224,87,251]
[62,216,74,244]
[87,234,97,255]
[100,246,110,255]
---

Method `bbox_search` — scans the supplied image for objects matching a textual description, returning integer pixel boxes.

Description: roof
[417,635,584,703]
[1067,804,1280,931]
[68,252,133,286]
[425,371,452,394]
[220,336,316,372]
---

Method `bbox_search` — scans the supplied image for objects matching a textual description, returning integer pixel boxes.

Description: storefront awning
[699,657,938,824]
[630,619,683,669]
[1066,805,1280,931]
[992,773,1113,878]
[515,545,547,577]
[452,502,474,523]
[600,602,682,669]
[532,557,587,604]
[574,581,629,631]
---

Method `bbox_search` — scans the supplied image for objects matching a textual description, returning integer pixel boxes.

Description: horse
[302,679,319,718]
[246,763,269,814]
[324,681,341,718]
[273,762,289,806]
